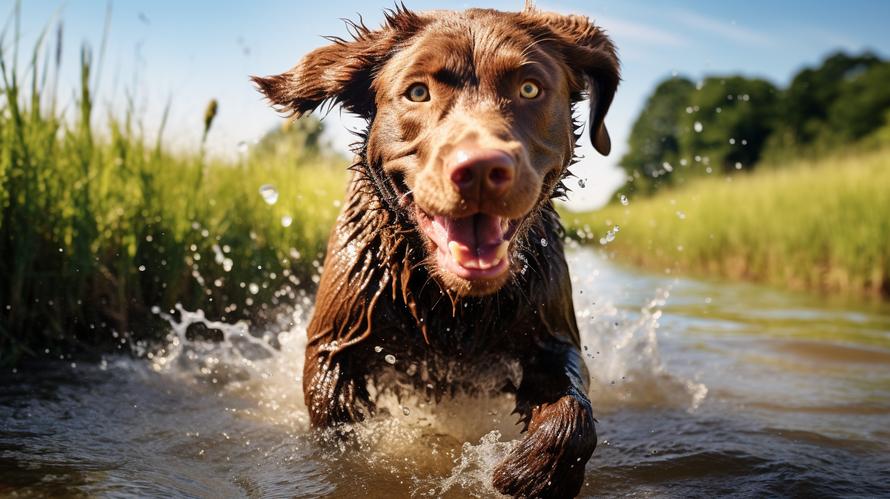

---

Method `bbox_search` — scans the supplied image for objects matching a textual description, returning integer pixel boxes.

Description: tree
[619,77,694,195]
[778,51,882,146]
[827,62,890,141]
[679,76,779,173]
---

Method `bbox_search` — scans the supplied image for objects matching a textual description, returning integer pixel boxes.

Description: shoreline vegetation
[0,30,345,364]
[567,145,890,299]
[567,50,890,300]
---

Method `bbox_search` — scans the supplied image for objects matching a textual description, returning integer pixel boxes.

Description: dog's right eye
[406,83,430,102]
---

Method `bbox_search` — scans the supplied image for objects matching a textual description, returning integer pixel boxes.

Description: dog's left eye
[406,83,430,102]
[519,80,540,99]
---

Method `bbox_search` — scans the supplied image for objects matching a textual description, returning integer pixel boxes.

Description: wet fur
[254,5,618,497]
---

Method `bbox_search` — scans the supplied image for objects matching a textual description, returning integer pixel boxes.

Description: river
[2,246,889,497]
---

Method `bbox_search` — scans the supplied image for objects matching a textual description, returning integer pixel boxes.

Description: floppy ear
[251,7,427,119]
[523,11,620,155]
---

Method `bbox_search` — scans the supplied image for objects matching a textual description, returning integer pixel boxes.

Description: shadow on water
[2,246,890,497]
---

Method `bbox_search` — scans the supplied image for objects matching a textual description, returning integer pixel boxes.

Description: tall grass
[0,23,346,364]
[569,148,890,298]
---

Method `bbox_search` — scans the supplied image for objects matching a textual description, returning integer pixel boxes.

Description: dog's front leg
[303,347,374,428]
[493,347,596,498]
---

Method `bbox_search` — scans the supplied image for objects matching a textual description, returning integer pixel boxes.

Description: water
[3,247,890,497]
[258,184,279,205]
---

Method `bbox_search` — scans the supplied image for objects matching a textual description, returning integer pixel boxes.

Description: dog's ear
[523,12,620,155]
[252,7,427,119]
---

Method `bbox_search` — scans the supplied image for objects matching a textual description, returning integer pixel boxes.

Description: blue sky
[5,1,889,209]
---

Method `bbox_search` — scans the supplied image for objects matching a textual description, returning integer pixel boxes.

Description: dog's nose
[448,148,515,200]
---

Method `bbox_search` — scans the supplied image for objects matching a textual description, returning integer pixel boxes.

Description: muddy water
[2,247,890,497]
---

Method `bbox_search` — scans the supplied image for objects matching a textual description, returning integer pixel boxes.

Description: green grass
[0,27,345,364]
[569,148,890,298]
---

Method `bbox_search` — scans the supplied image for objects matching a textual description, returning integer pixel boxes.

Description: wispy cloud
[670,10,774,47]
[597,15,691,48]
[536,2,690,47]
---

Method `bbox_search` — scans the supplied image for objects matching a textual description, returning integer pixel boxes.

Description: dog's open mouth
[416,208,518,280]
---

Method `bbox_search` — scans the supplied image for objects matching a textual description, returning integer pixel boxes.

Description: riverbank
[0,45,345,363]
[568,147,890,298]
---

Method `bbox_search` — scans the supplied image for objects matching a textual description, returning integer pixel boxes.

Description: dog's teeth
[495,241,509,261]
[448,241,476,268]
[477,243,509,270]
[448,241,462,263]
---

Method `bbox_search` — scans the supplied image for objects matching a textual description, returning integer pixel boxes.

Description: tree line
[618,51,890,197]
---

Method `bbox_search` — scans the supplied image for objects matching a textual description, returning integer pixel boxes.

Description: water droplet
[281,215,293,227]
[619,194,629,206]
[402,406,411,416]
[374,346,383,353]
[138,265,146,272]
[540,238,548,247]
[259,184,279,205]
[599,225,620,245]
[384,354,396,365]
[693,121,703,133]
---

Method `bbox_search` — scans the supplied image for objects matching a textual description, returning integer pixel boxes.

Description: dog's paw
[492,396,596,498]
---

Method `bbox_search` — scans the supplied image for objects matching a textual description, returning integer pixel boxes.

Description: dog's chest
[369,346,524,399]
[365,319,525,398]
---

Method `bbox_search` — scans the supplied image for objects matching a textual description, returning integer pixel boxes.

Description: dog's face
[254,7,618,296]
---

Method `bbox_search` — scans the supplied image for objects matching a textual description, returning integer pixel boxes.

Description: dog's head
[254,6,619,296]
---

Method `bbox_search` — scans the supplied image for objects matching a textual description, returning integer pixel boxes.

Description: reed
[0,22,346,364]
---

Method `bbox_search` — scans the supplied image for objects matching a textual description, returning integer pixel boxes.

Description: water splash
[434,431,516,497]
[575,287,708,413]
[138,247,707,493]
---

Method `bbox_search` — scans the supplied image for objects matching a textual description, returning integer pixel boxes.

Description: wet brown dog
[254,4,618,497]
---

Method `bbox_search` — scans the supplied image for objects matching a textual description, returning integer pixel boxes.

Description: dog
[254,4,618,497]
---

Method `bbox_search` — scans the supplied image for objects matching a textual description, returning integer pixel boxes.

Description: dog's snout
[448,148,515,200]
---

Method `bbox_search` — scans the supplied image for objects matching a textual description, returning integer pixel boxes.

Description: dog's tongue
[433,213,508,270]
